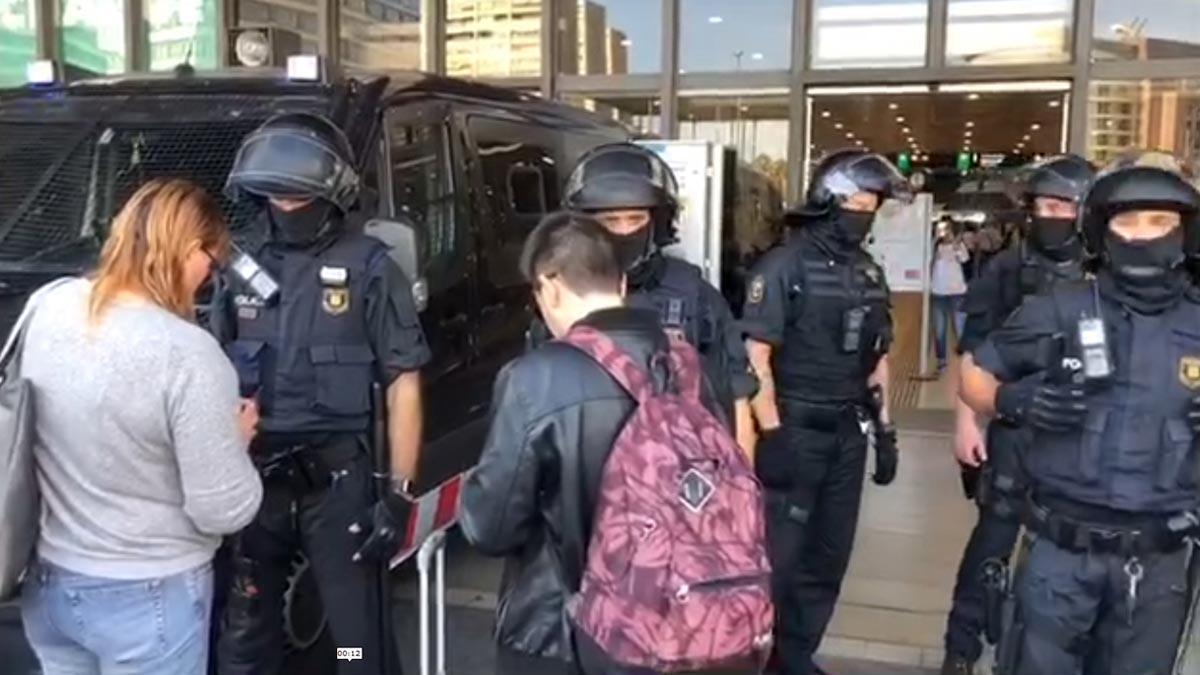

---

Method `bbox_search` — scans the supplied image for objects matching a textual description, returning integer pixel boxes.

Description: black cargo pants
[217,434,399,675]
[1004,533,1188,675]
[944,423,1029,662]
[761,398,869,675]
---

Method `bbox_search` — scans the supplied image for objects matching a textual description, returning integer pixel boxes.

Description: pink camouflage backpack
[561,326,774,672]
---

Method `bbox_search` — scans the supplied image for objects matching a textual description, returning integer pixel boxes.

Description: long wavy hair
[89,179,230,322]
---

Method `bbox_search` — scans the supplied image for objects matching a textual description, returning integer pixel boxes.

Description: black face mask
[609,227,653,272]
[1103,228,1187,313]
[268,202,332,247]
[1029,216,1080,261]
[833,208,876,248]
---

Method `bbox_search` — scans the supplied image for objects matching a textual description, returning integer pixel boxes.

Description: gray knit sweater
[21,279,263,579]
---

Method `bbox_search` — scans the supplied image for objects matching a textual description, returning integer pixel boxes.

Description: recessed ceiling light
[907,137,915,143]
[888,102,899,110]
[846,132,855,139]
[963,146,971,152]
[1048,100,1061,108]
[968,93,981,101]
[739,105,749,112]
[821,110,831,118]
[1017,142,1025,148]
[751,53,764,60]
[896,116,905,123]
[854,140,864,146]
[964,131,973,138]
[965,121,975,128]
[1022,134,1031,141]
[902,127,911,134]
[1030,123,1041,130]
[835,122,844,129]
[708,15,723,23]
[964,139,972,145]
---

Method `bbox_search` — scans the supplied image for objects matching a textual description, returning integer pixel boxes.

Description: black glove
[872,423,898,486]
[349,486,413,564]
[994,377,1087,432]
[754,427,793,490]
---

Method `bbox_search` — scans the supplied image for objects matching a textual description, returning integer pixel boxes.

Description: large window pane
[342,0,424,71]
[1094,0,1200,61]
[946,0,1072,66]
[811,0,927,70]
[0,1,37,87]
[1087,79,1200,174]
[236,0,320,55]
[61,0,126,75]
[446,0,542,78]
[558,0,659,75]
[146,0,219,71]
[563,95,661,135]
[680,1,791,73]
[679,96,789,195]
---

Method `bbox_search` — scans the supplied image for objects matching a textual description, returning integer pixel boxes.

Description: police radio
[842,306,867,353]
[228,244,280,304]
[1076,317,1112,381]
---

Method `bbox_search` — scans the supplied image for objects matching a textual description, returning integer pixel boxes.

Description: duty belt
[254,438,354,495]
[1023,497,1200,557]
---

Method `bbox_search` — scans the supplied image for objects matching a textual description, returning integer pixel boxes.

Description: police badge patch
[748,276,765,304]
[322,287,350,315]
[1180,357,1200,390]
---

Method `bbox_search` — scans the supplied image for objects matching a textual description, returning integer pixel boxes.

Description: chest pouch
[842,306,866,353]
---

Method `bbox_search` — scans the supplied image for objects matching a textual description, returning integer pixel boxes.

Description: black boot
[940,652,975,675]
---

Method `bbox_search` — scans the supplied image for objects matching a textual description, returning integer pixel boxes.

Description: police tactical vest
[1030,283,1200,514]
[776,237,891,403]
[226,234,385,435]
[1014,243,1084,301]
[628,257,713,349]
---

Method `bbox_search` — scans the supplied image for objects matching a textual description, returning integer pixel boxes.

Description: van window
[467,116,559,239]
[508,165,547,214]
[387,115,457,270]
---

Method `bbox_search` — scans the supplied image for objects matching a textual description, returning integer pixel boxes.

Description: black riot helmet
[563,143,680,246]
[225,112,360,214]
[1079,159,1200,260]
[1021,154,1095,204]
[801,149,912,216]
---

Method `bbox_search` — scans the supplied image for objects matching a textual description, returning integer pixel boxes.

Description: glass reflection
[811,0,928,70]
[679,0,792,73]
[946,0,1072,66]
[1094,0,1200,61]
[558,0,659,75]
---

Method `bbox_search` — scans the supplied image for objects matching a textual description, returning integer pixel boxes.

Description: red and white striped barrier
[389,474,464,569]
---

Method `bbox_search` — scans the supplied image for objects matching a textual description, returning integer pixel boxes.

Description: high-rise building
[445,0,543,78]
[606,27,627,75]
[577,1,605,75]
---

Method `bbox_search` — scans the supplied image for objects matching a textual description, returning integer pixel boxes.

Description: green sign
[956,151,973,173]
[896,152,912,175]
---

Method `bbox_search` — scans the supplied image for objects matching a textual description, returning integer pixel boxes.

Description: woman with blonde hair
[18,178,263,675]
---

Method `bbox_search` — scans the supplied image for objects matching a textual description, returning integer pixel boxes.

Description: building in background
[445,0,543,78]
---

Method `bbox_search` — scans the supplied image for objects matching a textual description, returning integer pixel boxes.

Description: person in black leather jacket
[461,212,725,675]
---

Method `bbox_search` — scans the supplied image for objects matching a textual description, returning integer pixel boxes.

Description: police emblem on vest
[320,265,351,315]
[1180,356,1200,390]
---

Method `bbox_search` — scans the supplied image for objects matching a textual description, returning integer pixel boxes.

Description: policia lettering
[743,149,910,675]
[943,155,1094,675]
[213,112,431,675]
[558,143,757,430]
[963,158,1200,675]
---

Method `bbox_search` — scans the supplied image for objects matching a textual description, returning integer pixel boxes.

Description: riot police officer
[960,156,1200,675]
[214,112,431,675]
[942,155,1095,675]
[560,142,758,449]
[742,149,908,675]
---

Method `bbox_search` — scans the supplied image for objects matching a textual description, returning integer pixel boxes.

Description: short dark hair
[520,211,622,295]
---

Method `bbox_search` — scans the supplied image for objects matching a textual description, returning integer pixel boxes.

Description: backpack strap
[562,326,677,404]
[666,339,703,403]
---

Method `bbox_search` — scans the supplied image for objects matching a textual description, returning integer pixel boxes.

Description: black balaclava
[268,201,333,247]
[809,206,875,260]
[1100,227,1187,313]
[1029,216,1082,262]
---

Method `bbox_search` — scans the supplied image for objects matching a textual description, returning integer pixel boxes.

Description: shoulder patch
[748,276,766,304]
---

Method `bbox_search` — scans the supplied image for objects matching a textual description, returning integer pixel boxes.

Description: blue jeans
[21,559,213,675]
[932,294,966,366]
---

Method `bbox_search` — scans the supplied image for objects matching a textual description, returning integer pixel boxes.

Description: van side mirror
[364,217,428,312]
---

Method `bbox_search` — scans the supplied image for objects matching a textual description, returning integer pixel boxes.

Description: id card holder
[842,306,866,353]
[1077,317,1112,381]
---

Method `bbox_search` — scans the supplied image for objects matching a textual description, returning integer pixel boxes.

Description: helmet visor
[226,130,355,205]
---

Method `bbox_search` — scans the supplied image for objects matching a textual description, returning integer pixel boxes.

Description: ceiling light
[1030,123,1041,130]
[968,93,981,101]
[835,122,844,129]
[854,140,864,146]
[1022,134,1031,141]
[896,116,906,123]
[1017,142,1025,148]
[751,53,764,61]
[846,132,855,139]
[907,137,915,143]
[964,130,972,137]
[821,110,831,118]
[962,146,971,152]
[888,102,899,110]
[739,105,749,112]
[1049,100,1061,108]
[902,127,911,134]
[708,15,723,23]
[965,121,975,128]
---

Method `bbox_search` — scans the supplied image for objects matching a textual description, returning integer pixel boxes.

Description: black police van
[0,65,628,672]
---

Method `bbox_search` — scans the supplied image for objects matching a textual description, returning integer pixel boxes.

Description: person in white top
[931,222,970,371]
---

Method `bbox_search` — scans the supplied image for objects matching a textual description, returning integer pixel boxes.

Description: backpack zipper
[674,573,769,603]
